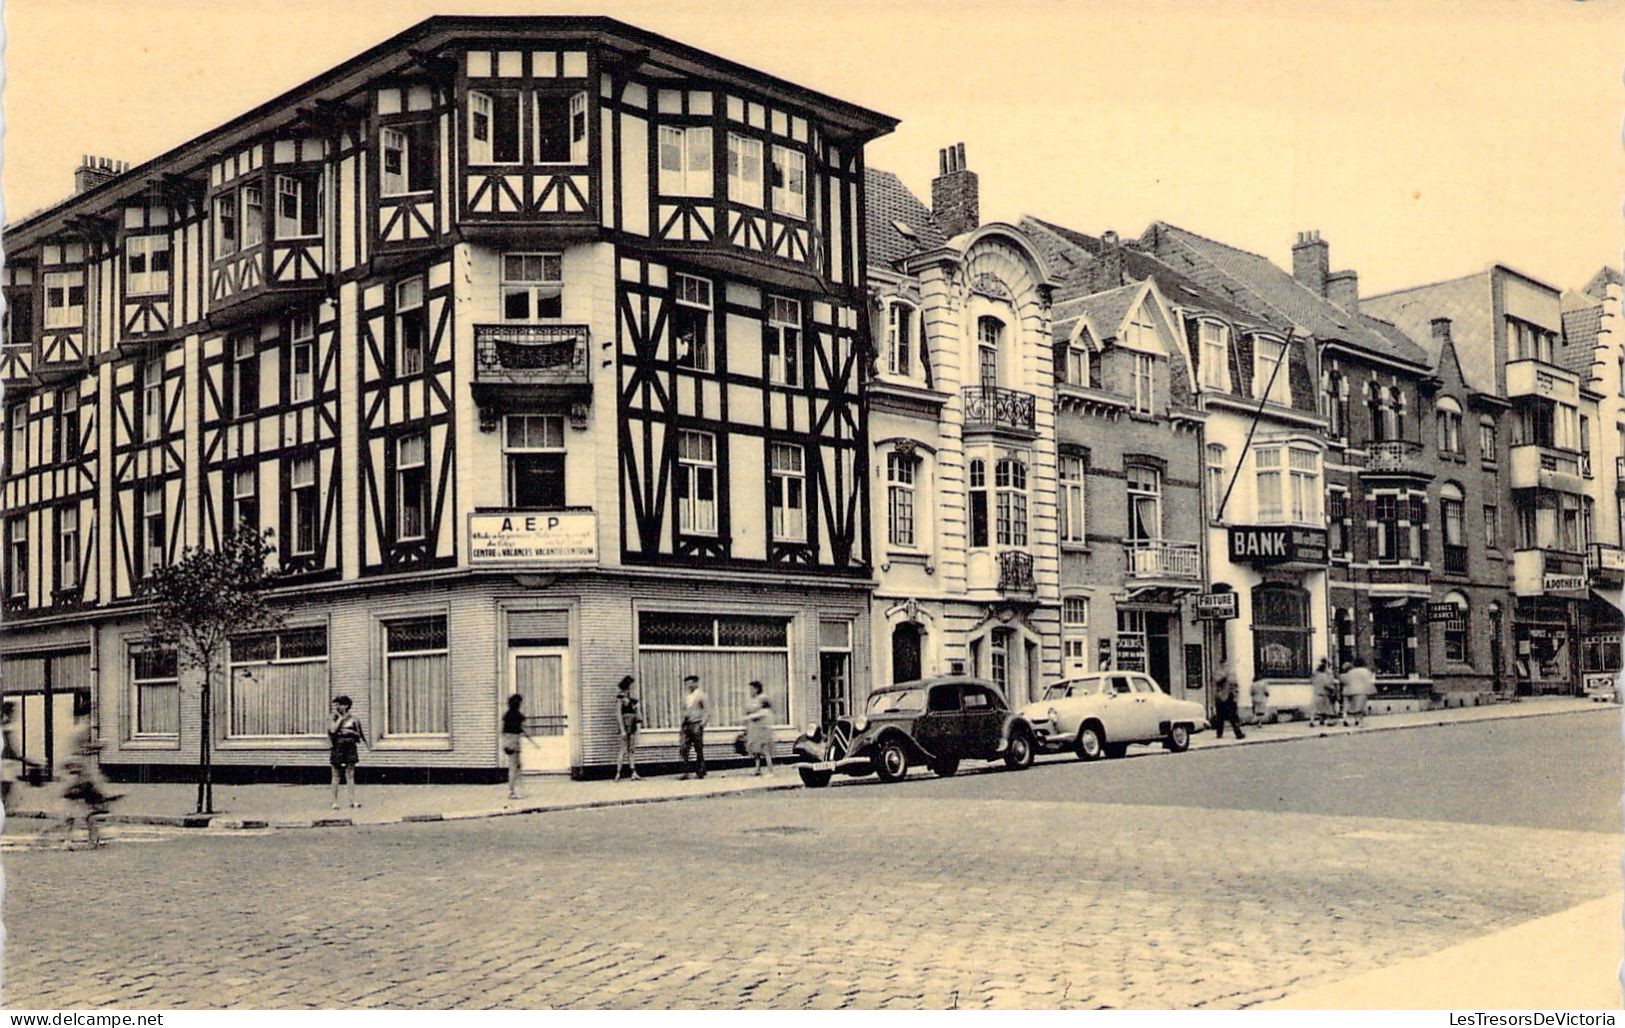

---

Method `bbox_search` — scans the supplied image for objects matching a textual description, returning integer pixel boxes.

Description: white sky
[3,0,1619,297]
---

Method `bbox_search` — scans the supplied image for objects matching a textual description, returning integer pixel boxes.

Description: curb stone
[7,705,1604,832]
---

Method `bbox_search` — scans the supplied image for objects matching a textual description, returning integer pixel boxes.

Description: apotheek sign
[469,511,598,564]
[1542,573,1586,593]
[1227,526,1329,566]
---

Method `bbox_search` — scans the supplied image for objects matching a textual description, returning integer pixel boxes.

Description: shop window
[1251,585,1310,679]
[1441,592,1470,664]
[130,645,179,738]
[383,615,449,736]
[636,612,789,728]
[228,627,329,737]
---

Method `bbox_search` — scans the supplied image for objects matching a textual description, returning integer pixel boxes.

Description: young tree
[141,530,280,814]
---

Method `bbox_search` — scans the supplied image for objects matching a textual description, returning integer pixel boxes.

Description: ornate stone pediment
[971,272,1013,302]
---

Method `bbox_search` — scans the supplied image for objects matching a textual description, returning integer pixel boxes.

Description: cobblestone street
[5,712,1619,1009]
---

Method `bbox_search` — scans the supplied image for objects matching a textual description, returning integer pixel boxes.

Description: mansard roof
[6,15,898,247]
[1362,272,1497,395]
[1140,222,1430,369]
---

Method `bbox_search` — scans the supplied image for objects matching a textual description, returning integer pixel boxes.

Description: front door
[1145,613,1172,693]
[508,647,572,773]
[891,623,922,684]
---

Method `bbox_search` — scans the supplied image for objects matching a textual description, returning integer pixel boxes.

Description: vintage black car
[793,676,1037,787]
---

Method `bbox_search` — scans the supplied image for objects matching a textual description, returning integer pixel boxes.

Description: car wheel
[932,757,959,778]
[1165,723,1191,753]
[875,738,910,782]
[1075,723,1106,762]
[1004,729,1035,770]
[798,767,833,788]
[1105,742,1130,759]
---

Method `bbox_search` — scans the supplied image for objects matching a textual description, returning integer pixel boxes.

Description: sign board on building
[1427,602,1461,623]
[1194,592,1239,621]
[1227,526,1329,566]
[1542,574,1586,593]
[1593,547,1625,574]
[1115,634,1147,672]
[468,511,598,565]
[1097,637,1113,671]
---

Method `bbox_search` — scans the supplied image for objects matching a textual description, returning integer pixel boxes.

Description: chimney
[1292,230,1329,296]
[1431,317,1452,346]
[931,142,979,238]
[1094,229,1126,289]
[1326,269,1359,311]
[74,155,127,194]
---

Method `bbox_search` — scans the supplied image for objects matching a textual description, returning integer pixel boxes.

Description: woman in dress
[328,696,367,810]
[501,693,529,800]
[613,675,642,782]
[742,680,774,776]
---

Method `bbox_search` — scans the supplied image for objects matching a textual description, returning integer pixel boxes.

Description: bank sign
[469,511,598,565]
[1227,526,1329,566]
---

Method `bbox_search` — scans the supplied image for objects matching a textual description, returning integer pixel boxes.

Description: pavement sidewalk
[5,695,1611,832]
[1259,892,1623,1009]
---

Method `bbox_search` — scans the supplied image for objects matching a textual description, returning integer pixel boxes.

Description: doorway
[508,646,572,773]
[1144,612,1172,693]
[891,622,922,684]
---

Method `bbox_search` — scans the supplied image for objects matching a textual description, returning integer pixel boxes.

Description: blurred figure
[613,675,642,782]
[1249,677,1271,725]
[742,680,774,776]
[1341,658,1376,727]
[1211,662,1245,740]
[1312,658,1341,726]
[2,701,22,811]
[501,693,530,800]
[59,756,118,848]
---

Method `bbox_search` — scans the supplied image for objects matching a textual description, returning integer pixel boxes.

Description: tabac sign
[1227,525,1328,567]
[469,511,598,565]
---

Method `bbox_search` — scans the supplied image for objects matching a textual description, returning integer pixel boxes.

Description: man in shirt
[679,674,708,780]
[1211,662,1245,740]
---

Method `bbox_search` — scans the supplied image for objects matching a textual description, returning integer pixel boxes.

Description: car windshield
[867,689,926,714]
[1043,679,1101,701]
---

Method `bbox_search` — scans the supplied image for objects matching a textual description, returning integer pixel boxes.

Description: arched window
[1442,591,1470,664]
[1252,584,1311,679]
[1367,380,1385,441]
[1441,482,1466,574]
[1435,396,1463,456]
[1389,386,1406,441]
[977,316,1003,387]
[885,300,918,379]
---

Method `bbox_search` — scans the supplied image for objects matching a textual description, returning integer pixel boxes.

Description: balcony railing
[997,550,1036,594]
[474,324,591,386]
[1127,540,1201,581]
[962,385,1036,433]
[1361,439,1425,474]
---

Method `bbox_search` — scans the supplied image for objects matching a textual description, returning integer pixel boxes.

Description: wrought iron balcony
[1360,439,1426,475]
[1126,540,1201,581]
[475,324,590,385]
[962,385,1036,433]
[996,550,1036,595]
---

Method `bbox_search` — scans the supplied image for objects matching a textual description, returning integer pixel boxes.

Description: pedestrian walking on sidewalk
[501,694,530,800]
[2,701,26,812]
[1211,663,1245,740]
[328,696,368,810]
[614,675,642,782]
[1250,677,1272,725]
[679,675,708,780]
[743,680,774,776]
[1341,658,1376,727]
[1313,658,1341,726]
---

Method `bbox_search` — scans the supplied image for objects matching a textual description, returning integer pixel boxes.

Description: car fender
[998,716,1035,750]
[857,726,935,764]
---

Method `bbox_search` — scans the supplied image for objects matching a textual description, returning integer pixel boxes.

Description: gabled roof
[1020,216,1272,331]
[865,168,947,271]
[1053,282,1141,344]
[1362,272,1497,395]
[1139,222,1430,369]
[1584,266,1623,300]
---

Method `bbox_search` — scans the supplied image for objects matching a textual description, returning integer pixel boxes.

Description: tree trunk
[197,666,213,815]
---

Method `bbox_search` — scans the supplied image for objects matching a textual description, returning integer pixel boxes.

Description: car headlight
[805,722,820,737]
[1047,707,1060,724]
[851,715,868,733]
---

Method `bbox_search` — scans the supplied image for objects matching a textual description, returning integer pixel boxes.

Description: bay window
[43,270,85,329]
[1288,447,1320,523]
[535,91,588,164]
[241,183,263,248]
[658,125,713,196]
[274,172,322,239]
[380,122,436,196]
[968,458,989,548]
[770,145,806,218]
[468,90,521,165]
[213,194,238,256]
[727,134,763,206]
[994,457,1028,547]
[1255,448,1282,522]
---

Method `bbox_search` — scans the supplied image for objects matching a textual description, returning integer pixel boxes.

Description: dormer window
[1124,304,1158,349]
[126,235,171,297]
[1060,344,1090,387]
[274,172,323,239]
[1253,336,1290,405]
[977,316,1003,387]
[1199,322,1231,391]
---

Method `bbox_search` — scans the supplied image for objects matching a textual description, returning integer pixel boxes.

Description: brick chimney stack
[1326,269,1359,312]
[1095,229,1126,289]
[1291,230,1329,296]
[1431,317,1452,345]
[74,155,128,194]
[931,142,979,238]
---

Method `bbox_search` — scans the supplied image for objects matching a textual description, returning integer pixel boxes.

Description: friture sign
[469,511,598,565]
[1227,526,1329,566]
[1194,592,1239,620]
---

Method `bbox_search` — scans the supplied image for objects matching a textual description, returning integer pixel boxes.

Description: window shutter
[508,610,570,645]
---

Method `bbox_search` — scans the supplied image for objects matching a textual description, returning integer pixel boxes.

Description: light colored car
[1019,672,1207,760]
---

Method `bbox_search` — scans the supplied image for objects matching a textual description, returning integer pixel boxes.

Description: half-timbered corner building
[864,148,1063,705]
[0,16,895,780]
